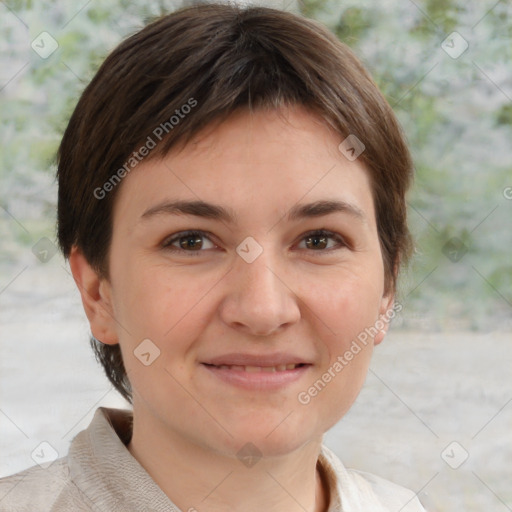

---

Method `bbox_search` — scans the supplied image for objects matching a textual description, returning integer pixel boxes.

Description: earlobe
[68,246,118,345]
[373,293,396,346]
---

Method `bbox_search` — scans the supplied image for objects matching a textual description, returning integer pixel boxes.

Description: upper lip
[201,352,312,367]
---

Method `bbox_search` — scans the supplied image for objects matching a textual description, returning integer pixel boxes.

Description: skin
[70,105,395,512]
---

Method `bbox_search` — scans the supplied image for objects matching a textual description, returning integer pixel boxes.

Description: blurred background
[1,1,511,511]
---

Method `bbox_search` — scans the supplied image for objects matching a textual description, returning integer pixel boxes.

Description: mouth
[200,359,312,390]
[203,363,307,372]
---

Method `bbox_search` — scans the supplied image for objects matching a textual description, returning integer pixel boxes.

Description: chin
[224,416,320,458]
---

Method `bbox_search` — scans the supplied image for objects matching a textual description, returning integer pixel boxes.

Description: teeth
[215,364,300,372]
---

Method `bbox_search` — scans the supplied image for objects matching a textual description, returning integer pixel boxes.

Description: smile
[206,363,305,372]
[201,361,311,390]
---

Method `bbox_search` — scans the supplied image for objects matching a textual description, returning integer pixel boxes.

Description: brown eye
[304,233,329,250]
[163,230,215,255]
[178,234,204,250]
[298,230,347,252]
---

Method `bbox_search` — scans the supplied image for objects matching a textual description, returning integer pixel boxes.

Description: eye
[161,229,349,256]
[297,229,348,252]
[162,230,216,255]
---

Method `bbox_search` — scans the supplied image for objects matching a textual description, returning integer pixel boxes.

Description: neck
[127,411,329,512]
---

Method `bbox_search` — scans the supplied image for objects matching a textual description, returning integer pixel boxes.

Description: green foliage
[333,7,372,44]
[298,0,327,18]
[414,0,463,35]
[496,103,512,126]
[299,0,512,330]
[1,0,511,330]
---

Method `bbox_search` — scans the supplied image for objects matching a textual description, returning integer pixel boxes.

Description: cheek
[321,286,377,385]
[312,291,378,417]
[111,263,216,349]
[319,345,373,431]
[304,271,381,415]
[302,267,383,339]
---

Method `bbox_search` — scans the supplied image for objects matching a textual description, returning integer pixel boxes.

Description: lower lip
[201,363,311,390]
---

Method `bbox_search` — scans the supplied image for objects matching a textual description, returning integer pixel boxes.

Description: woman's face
[91,106,394,457]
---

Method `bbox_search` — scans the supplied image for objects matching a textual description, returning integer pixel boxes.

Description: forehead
[173,106,351,175]
[112,106,376,231]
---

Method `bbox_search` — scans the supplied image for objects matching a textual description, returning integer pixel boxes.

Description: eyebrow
[140,199,367,224]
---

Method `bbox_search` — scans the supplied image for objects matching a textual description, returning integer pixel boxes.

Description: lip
[200,352,312,391]
[202,352,311,367]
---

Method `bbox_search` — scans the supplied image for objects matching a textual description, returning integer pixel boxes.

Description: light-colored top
[0,407,426,511]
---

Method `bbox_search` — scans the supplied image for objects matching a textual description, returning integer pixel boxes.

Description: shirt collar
[67,406,386,512]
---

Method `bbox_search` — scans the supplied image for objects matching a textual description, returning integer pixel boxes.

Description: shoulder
[319,445,427,512]
[0,457,86,512]
[346,468,427,512]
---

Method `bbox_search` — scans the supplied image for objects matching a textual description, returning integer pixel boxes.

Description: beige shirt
[0,407,426,512]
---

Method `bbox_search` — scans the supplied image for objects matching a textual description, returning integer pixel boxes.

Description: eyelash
[161,229,349,256]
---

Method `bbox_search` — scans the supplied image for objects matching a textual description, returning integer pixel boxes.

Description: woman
[0,3,426,511]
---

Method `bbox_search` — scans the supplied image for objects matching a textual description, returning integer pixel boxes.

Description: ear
[68,246,118,345]
[373,291,396,346]
[374,257,402,346]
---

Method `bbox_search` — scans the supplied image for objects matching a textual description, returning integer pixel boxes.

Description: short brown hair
[57,3,414,404]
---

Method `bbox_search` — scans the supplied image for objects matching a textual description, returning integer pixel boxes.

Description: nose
[218,248,301,337]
